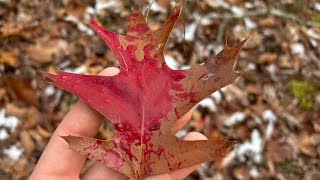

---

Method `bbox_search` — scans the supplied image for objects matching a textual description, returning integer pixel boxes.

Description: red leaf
[43,3,247,179]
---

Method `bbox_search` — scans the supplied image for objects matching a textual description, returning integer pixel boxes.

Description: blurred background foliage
[0,0,320,179]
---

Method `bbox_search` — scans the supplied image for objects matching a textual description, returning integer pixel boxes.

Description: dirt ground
[0,0,320,179]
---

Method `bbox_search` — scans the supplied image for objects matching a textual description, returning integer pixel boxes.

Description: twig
[145,0,155,21]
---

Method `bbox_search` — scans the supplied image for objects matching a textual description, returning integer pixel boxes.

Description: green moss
[289,80,318,110]
[310,12,320,23]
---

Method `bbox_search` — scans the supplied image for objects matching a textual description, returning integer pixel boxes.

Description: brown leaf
[0,50,19,68]
[20,130,35,155]
[1,75,38,106]
[27,38,67,65]
[298,132,318,157]
[258,53,278,64]
[266,140,292,163]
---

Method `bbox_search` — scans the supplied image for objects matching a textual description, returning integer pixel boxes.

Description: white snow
[95,0,119,12]
[233,24,243,33]
[231,6,244,16]
[290,43,305,56]
[206,0,230,8]
[307,29,320,39]
[84,6,95,20]
[246,62,257,70]
[0,128,9,140]
[0,109,19,132]
[315,3,320,12]
[199,16,213,26]
[263,109,277,122]
[164,55,179,69]
[244,2,255,8]
[266,64,276,74]
[211,91,222,103]
[263,110,277,139]
[244,18,257,29]
[180,65,191,70]
[222,129,263,166]
[44,85,55,96]
[196,98,217,111]
[250,167,260,178]
[185,23,198,41]
[64,65,87,74]
[224,112,246,126]
[3,144,23,161]
[310,39,318,47]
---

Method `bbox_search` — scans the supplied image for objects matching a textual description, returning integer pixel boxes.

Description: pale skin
[30,67,207,180]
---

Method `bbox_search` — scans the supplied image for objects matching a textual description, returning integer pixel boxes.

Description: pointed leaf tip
[60,135,72,142]
[89,18,100,28]
[41,71,58,81]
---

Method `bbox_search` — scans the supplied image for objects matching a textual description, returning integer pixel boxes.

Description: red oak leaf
[43,3,247,179]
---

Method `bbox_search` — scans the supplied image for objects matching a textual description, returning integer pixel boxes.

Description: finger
[145,132,207,180]
[30,67,120,179]
[81,163,128,180]
[171,110,192,134]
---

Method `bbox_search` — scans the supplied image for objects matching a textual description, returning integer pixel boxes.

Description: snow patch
[211,91,222,103]
[224,112,246,126]
[244,2,255,8]
[250,167,260,178]
[185,23,198,41]
[222,129,263,166]
[3,144,23,161]
[263,110,277,139]
[231,6,244,16]
[307,29,320,39]
[197,98,216,111]
[164,55,179,70]
[84,6,95,20]
[44,85,55,96]
[180,65,191,70]
[266,64,276,74]
[290,43,305,56]
[206,0,230,8]
[246,62,257,70]
[0,128,9,140]
[244,18,257,29]
[95,0,119,12]
[310,39,318,47]
[315,3,320,12]
[64,65,87,74]
[200,16,213,25]
[0,109,19,132]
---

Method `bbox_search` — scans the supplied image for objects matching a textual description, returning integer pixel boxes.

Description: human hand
[30,67,207,180]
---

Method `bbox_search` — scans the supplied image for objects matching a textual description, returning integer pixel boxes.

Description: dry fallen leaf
[1,75,38,106]
[0,50,19,68]
[27,38,67,65]
[43,2,247,179]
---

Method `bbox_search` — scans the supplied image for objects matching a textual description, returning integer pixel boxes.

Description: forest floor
[0,0,320,179]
